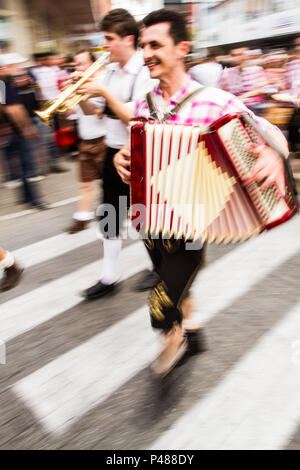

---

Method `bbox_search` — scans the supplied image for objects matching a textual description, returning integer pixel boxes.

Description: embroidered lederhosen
[143,88,206,331]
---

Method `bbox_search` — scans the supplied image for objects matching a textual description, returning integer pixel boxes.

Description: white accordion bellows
[130,114,297,243]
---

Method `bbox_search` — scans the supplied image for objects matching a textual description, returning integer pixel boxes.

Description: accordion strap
[145,86,204,122]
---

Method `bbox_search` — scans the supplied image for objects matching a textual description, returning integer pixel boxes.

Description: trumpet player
[78,9,157,300]
[64,49,107,234]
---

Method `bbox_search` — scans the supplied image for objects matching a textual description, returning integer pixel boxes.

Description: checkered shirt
[220,65,267,96]
[134,74,273,132]
[285,59,300,91]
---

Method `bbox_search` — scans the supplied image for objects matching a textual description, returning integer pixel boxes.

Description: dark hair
[32,52,44,60]
[35,51,56,58]
[143,8,189,44]
[100,8,139,49]
[75,49,96,63]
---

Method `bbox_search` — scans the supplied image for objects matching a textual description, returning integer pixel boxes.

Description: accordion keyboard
[217,118,289,225]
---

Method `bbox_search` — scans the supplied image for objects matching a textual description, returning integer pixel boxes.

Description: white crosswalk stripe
[5,219,138,270]
[13,227,98,269]
[150,300,300,450]
[192,216,300,323]
[7,215,300,444]
[0,240,151,342]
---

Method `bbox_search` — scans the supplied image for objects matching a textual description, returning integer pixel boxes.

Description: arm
[78,81,133,124]
[5,104,38,139]
[78,99,99,116]
[113,140,131,185]
[242,119,289,198]
[239,87,264,100]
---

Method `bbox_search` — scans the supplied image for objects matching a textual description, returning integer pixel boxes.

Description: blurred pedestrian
[220,47,249,96]
[31,52,62,103]
[238,50,268,115]
[30,52,68,173]
[0,53,47,209]
[78,9,157,300]
[53,54,70,91]
[0,246,23,292]
[263,52,287,94]
[189,54,223,87]
[64,49,107,234]
[221,48,268,114]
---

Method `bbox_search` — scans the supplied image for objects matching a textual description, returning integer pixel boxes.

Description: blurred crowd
[0,51,75,208]
[187,36,300,150]
[0,35,300,211]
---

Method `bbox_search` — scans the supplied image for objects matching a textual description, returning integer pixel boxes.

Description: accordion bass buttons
[162,238,181,253]
[145,238,155,250]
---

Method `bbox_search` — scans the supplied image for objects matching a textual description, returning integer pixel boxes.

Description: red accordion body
[130,113,297,243]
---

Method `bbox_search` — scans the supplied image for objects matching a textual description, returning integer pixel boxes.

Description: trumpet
[35,52,110,125]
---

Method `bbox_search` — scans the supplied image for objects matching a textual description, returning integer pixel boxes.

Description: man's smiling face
[140,22,184,80]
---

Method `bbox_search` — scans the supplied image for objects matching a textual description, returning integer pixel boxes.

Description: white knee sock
[0,251,14,269]
[73,211,94,221]
[101,238,122,285]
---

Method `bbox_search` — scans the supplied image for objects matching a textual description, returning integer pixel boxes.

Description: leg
[82,147,129,300]
[0,247,6,261]
[149,238,205,331]
[3,136,20,181]
[33,116,64,170]
[149,238,205,375]
[78,180,95,213]
[66,179,95,233]
[14,133,45,207]
[66,138,105,233]
[17,133,37,180]
[135,238,161,291]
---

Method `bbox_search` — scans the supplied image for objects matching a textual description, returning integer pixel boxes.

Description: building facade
[0,0,164,58]
[196,0,300,50]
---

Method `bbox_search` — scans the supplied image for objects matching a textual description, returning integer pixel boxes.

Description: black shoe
[48,164,68,173]
[135,269,160,292]
[82,281,115,300]
[29,202,50,211]
[185,328,207,355]
[65,219,89,234]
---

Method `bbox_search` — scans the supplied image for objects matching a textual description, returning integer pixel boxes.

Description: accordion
[130,113,298,243]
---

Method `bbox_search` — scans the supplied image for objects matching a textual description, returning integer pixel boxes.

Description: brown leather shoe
[151,325,187,376]
[1,262,24,292]
[65,219,89,234]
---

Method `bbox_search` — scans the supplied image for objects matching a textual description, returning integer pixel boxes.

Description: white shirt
[32,66,61,101]
[189,62,223,88]
[100,50,156,149]
[73,98,106,140]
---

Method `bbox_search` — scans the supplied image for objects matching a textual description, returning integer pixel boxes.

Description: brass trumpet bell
[35,52,109,125]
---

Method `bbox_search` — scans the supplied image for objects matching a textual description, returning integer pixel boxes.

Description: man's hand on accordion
[114,145,131,185]
[243,144,286,198]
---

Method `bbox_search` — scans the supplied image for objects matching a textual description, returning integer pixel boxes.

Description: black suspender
[104,64,144,119]
[145,87,205,122]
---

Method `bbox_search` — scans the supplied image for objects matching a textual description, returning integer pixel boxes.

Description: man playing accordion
[114,9,290,376]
